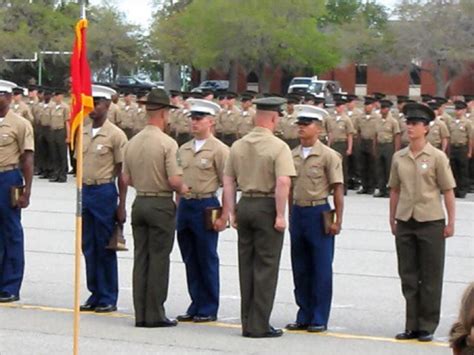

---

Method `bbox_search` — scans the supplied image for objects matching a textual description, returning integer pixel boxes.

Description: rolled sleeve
[275,145,296,177]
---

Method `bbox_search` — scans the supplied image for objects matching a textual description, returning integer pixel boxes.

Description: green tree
[87,4,144,82]
[368,0,474,96]
[150,0,339,92]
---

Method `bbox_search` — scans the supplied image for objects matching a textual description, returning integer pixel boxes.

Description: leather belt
[0,164,18,173]
[136,191,173,197]
[241,192,274,198]
[377,141,393,144]
[293,198,328,207]
[182,192,216,200]
[83,178,114,186]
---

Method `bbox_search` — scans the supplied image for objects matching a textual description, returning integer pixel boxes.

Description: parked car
[287,76,317,94]
[191,80,229,92]
[115,76,156,93]
[307,80,342,106]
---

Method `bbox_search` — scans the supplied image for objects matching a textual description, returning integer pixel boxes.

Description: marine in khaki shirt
[50,101,70,130]
[388,103,456,342]
[286,104,344,333]
[237,95,256,138]
[122,89,186,326]
[426,102,450,151]
[107,101,121,126]
[175,99,229,323]
[218,97,295,338]
[0,85,35,302]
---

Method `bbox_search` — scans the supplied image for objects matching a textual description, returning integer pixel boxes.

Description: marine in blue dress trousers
[176,99,229,323]
[79,85,128,313]
[286,105,345,333]
[0,84,34,303]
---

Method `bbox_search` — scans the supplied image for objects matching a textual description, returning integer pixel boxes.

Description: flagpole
[73,3,86,355]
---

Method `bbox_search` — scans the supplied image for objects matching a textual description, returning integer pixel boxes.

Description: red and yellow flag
[69,18,93,149]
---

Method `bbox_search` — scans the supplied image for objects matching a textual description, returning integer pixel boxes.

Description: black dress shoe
[79,303,96,312]
[135,321,146,327]
[146,319,178,328]
[418,330,433,342]
[56,177,67,183]
[94,304,117,313]
[307,325,327,333]
[248,327,283,338]
[395,330,419,340]
[193,315,217,323]
[0,293,19,303]
[356,188,367,194]
[176,314,194,322]
[285,323,309,331]
[373,191,385,198]
[39,175,50,179]
[49,177,59,182]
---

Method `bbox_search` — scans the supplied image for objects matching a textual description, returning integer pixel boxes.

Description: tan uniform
[82,120,127,183]
[119,103,138,139]
[107,102,121,126]
[354,111,381,192]
[388,143,456,333]
[289,140,343,327]
[448,115,472,196]
[327,113,354,190]
[397,113,409,148]
[123,124,182,325]
[36,101,54,175]
[216,106,240,135]
[279,111,299,149]
[237,108,256,138]
[179,136,229,194]
[177,135,230,318]
[0,110,34,168]
[292,140,343,202]
[224,126,296,336]
[11,101,34,124]
[427,117,450,149]
[27,97,41,124]
[347,108,363,188]
[171,108,191,146]
[49,102,70,180]
[375,112,400,144]
[133,106,148,134]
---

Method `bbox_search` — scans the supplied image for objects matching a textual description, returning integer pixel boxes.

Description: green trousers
[131,196,176,324]
[376,142,394,193]
[395,218,445,333]
[236,197,284,336]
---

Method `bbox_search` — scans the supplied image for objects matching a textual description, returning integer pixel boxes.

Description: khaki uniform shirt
[38,102,53,126]
[237,108,256,137]
[440,112,453,127]
[0,110,34,167]
[327,113,355,142]
[11,101,34,124]
[172,108,191,135]
[291,140,343,201]
[134,106,148,133]
[50,102,70,130]
[216,106,240,135]
[123,125,182,193]
[107,102,121,126]
[280,111,299,140]
[28,98,41,124]
[427,117,450,147]
[224,127,296,192]
[179,135,229,194]
[397,113,409,146]
[355,112,381,140]
[388,143,456,222]
[376,112,400,144]
[119,103,138,129]
[347,108,363,138]
[82,120,127,182]
[448,116,472,146]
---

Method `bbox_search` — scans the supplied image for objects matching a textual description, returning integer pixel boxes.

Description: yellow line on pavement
[0,302,448,347]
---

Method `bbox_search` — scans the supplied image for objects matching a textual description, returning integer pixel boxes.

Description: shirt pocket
[306,165,324,179]
[0,132,15,147]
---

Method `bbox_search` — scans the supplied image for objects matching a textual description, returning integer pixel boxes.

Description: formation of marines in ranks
[0,80,465,342]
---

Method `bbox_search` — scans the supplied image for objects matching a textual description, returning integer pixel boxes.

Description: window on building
[356,64,367,85]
